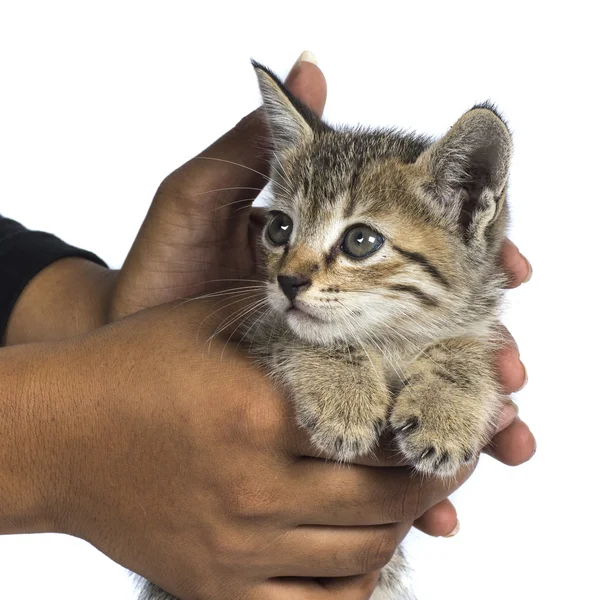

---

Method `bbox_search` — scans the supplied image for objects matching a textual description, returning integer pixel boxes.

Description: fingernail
[514,362,528,392]
[296,50,318,66]
[521,255,533,283]
[496,401,519,432]
[444,520,460,538]
[286,51,318,84]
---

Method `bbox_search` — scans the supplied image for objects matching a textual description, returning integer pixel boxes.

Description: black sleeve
[0,214,107,340]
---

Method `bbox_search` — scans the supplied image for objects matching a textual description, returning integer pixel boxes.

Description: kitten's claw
[420,447,434,460]
[400,418,418,433]
[294,385,389,462]
[392,414,480,477]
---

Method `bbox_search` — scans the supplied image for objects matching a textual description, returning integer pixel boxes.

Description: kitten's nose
[277,275,311,302]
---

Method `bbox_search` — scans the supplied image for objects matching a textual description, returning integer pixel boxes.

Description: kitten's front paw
[306,414,386,463]
[391,413,478,477]
[390,397,491,477]
[280,344,390,463]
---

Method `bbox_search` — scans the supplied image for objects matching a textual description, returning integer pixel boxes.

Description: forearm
[0,340,75,535]
[4,258,117,345]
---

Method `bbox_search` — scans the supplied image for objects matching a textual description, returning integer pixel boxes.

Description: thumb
[113,54,326,319]
[158,52,327,217]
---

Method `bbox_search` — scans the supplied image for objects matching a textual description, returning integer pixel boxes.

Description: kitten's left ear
[252,60,322,153]
[417,104,512,241]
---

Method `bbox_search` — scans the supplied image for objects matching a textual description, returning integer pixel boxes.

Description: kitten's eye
[267,212,293,246]
[341,225,384,259]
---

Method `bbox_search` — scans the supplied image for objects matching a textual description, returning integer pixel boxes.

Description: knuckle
[155,171,186,201]
[226,474,279,521]
[211,530,244,566]
[154,163,220,216]
[209,522,261,569]
[236,396,285,445]
[210,525,283,577]
[382,476,424,523]
[153,177,196,217]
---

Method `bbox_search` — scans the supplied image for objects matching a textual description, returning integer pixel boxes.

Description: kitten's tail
[373,546,416,600]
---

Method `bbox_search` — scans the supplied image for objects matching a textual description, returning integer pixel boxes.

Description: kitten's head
[254,62,512,346]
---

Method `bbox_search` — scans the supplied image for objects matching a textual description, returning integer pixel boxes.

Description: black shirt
[0,215,106,340]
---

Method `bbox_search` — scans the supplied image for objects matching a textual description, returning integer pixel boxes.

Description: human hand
[4,52,535,541]
[39,299,471,600]
[3,54,325,346]
[109,53,326,320]
[106,53,535,537]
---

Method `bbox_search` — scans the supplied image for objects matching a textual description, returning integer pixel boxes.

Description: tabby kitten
[139,62,512,600]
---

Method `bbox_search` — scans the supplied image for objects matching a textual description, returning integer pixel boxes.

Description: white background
[1,1,596,599]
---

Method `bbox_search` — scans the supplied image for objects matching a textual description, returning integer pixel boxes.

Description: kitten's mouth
[286,302,326,323]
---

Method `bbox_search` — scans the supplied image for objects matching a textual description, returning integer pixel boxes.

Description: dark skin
[4,56,535,597]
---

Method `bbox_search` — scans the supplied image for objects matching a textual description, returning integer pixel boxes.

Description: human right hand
[29,299,463,600]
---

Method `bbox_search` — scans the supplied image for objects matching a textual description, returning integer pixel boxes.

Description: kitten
[138,61,512,600]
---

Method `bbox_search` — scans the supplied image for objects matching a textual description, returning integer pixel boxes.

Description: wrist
[4,258,118,345]
[0,333,118,540]
[0,340,78,534]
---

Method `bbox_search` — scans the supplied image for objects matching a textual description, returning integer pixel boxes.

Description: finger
[484,416,536,465]
[258,571,380,600]
[495,324,527,393]
[285,418,411,467]
[273,523,407,578]
[284,53,327,116]
[291,458,472,526]
[160,53,327,216]
[501,239,532,288]
[414,498,459,537]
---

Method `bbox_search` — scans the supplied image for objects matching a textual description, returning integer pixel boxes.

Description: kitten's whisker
[197,293,266,347]
[170,289,263,317]
[200,278,266,284]
[214,300,270,357]
[173,286,267,308]
[192,155,292,195]
[209,296,268,342]
[232,204,255,215]
[195,286,266,298]
[208,197,259,213]
[242,307,274,352]
[193,186,266,198]
[209,300,265,341]
[185,278,267,292]
[221,300,270,358]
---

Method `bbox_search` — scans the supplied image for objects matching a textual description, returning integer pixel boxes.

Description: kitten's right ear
[252,60,319,153]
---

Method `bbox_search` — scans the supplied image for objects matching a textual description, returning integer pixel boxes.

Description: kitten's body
[139,63,512,600]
